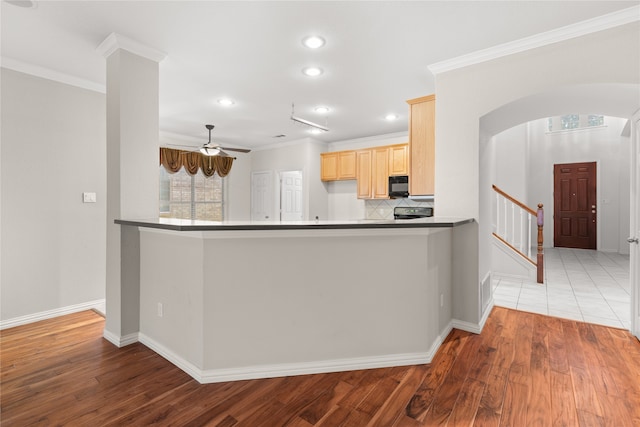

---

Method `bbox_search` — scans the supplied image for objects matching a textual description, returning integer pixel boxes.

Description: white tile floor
[493,247,630,329]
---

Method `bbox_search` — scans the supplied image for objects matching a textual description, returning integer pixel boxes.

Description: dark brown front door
[554,162,597,249]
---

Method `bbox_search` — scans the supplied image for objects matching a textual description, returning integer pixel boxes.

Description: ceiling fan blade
[220,146,251,153]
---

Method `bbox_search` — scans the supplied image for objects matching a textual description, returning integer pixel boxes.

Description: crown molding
[97,32,167,62]
[252,136,319,152]
[1,56,106,93]
[327,131,408,151]
[159,131,202,144]
[428,5,640,75]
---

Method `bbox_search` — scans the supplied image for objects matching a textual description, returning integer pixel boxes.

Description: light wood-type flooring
[2,306,640,426]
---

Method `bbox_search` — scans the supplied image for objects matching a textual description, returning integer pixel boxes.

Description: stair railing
[492,184,544,284]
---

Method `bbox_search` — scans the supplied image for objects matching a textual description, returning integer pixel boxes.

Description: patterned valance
[159,147,234,177]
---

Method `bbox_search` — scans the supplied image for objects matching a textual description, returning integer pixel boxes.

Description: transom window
[547,114,605,133]
[159,167,224,221]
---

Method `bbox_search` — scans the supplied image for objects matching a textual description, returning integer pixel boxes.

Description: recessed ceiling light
[302,67,323,77]
[302,36,326,49]
[385,114,399,121]
[314,106,330,114]
[217,98,235,106]
[309,128,323,135]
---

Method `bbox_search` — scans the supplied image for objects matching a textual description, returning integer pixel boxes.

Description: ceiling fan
[168,124,251,157]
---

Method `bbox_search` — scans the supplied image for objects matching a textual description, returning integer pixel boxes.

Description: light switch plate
[82,192,97,203]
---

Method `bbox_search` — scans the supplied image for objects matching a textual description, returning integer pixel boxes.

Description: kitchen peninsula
[114,217,477,384]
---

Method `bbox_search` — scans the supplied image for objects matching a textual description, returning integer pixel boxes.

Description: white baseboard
[451,302,493,335]
[103,329,139,347]
[0,299,105,330]
[139,327,454,384]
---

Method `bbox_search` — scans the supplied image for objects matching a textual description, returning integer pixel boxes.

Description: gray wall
[251,138,329,221]
[1,68,106,321]
[437,22,639,325]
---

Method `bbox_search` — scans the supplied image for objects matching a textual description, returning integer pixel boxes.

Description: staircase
[492,184,544,284]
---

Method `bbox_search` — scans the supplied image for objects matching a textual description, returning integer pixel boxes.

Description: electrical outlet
[157,303,163,317]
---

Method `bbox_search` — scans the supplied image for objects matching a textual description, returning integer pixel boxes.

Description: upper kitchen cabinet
[356,150,372,198]
[357,146,393,199]
[388,143,409,176]
[407,95,435,196]
[321,150,356,181]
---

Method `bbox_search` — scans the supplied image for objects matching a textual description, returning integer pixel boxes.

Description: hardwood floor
[2,307,640,426]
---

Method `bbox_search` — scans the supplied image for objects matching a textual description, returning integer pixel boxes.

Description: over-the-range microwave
[388,175,409,198]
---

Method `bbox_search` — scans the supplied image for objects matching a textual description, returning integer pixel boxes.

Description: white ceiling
[1,1,637,150]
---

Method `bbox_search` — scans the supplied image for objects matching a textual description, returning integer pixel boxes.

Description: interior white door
[251,171,273,221]
[631,110,640,339]
[280,171,303,221]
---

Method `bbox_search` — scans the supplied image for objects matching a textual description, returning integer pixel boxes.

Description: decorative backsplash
[365,198,434,220]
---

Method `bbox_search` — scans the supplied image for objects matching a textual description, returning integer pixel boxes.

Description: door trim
[631,109,640,339]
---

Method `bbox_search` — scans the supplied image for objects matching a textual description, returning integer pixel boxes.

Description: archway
[479,83,640,333]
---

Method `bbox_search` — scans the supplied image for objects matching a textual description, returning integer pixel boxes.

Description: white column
[98,33,166,345]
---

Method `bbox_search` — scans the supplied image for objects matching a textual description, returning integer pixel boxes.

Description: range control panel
[393,206,434,219]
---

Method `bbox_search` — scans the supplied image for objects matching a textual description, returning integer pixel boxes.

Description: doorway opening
[486,114,631,331]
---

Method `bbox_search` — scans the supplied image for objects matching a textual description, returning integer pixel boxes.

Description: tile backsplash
[365,198,434,220]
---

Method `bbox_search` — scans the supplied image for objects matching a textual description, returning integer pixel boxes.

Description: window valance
[159,147,234,178]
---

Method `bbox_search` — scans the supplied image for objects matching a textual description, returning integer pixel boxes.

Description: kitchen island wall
[114,217,475,383]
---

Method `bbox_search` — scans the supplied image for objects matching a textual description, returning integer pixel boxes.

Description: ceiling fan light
[200,146,220,156]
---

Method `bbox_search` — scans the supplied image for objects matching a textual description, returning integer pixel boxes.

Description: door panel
[553,162,596,249]
[251,171,273,221]
[280,171,303,221]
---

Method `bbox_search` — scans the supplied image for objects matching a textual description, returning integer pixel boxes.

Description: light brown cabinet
[388,144,409,176]
[407,95,435,196]
[337,150,357,179]
[321,152,338,181]
[321,150,357,181]
[357,146,397,199]
[356,150,372,198]
[322,143,409,199]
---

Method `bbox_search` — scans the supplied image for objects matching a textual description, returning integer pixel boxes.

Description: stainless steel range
[393,206,434,219]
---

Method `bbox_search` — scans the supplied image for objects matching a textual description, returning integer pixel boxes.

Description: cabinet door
[320,152,338,181]
[388,144,408,176]
[338,151,357,180]
[356,150,372,199]
[372,147,390,199]
[408,95,435,196]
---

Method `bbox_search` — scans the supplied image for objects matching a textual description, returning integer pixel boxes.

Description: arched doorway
[479,83,640,336]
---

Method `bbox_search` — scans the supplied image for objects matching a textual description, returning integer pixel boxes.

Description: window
[159,167,224,221]
[547,114,606,133]
[561,114,580,130]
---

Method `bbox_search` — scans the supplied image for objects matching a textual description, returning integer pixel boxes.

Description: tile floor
[493,247,630,329]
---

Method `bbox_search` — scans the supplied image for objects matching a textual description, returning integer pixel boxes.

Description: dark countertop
[115,217,475,231]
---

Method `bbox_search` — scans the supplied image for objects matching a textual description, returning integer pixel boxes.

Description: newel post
[537,203,544,284]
